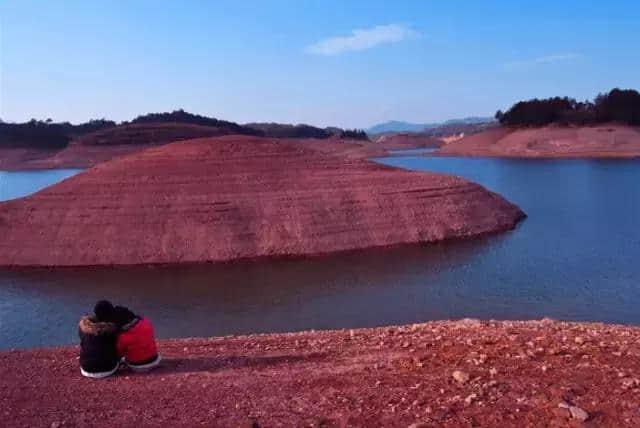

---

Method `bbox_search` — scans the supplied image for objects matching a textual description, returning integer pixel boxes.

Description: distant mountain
[420,121,498,138]
[441,117,494,126]
[367,117,494,135]
[366,121,435,134]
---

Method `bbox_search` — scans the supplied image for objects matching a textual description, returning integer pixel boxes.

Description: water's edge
[1,156,639,350]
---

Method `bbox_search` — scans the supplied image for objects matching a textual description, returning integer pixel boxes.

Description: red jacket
[117,317,158,365]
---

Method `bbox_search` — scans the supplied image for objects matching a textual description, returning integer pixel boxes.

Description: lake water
[388,147,438,156]
[1,157,640,350]
[0,169,83,202]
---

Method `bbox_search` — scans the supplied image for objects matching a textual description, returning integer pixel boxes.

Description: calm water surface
[388,147,438,155]
[0,169,83,202]
[1,157,639,349]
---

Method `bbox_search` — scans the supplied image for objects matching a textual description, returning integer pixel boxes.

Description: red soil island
[438,124,640,158]
[0,135,523,267]
[2,320,640,426]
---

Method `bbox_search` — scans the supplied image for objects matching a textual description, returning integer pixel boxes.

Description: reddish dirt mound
[438,124,640,158]
[0,135,523,266]
[0,147,62,170]
[2,320,640,427]
[0,123,238,170]
[0,141,158,170]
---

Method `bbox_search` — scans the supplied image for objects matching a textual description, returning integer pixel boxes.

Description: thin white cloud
[306,24,418,56]
[505,53,579,69]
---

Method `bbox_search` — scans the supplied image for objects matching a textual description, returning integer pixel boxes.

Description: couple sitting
[78,300,161,378]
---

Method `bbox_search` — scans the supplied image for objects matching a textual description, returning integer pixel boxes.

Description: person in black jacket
[78,300,119,378]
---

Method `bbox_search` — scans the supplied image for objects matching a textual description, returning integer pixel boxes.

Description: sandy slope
[2,319,640,427]
[438,124,640,158]
[0,135,523,266]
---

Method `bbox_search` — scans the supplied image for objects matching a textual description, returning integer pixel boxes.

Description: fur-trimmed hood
[79,315,116,336]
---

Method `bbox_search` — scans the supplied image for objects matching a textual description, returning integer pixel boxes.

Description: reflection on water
[0,169,83,201]
[2,157,640,349]
[0,240,489,349]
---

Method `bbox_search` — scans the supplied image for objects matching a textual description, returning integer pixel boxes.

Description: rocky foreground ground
[2,319,640,427]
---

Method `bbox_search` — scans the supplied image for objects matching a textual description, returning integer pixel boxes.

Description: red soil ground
[0,135,523,266]
[3,319,640,427]
[0,147,59,170]
[0,142,156,170]
[437,124,640,158]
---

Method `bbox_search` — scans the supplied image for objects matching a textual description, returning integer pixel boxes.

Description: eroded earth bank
[0,135,524,267]
[437,124,640,158]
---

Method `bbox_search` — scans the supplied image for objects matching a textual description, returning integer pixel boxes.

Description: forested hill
[0,111,258,148]
[495,88,640,127]
[0,119,116,149]
[1,110,369,149]
[130,110,261,136]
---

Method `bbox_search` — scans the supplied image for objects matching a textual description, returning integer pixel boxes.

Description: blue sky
[1,1,639,128]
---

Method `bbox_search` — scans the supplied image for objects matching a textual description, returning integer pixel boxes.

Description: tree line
[244,122,332,138]
[495,88,640,126]
[130,110,261,136]
[339,129,369,140]
[1,109,370,148]
[0,118,116,149]
[0,110,259,149]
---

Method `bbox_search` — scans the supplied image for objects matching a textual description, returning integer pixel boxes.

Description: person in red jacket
[111,305,161,371]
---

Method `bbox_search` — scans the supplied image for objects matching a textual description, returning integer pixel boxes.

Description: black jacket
[78,315,119,373]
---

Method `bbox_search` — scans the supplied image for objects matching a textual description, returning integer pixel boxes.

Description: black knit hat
[94,300,114,322]
[112,305,138,329]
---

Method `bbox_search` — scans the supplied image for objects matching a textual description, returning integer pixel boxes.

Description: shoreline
[4,146,640,172]
[436,123,640,159]
[0,219,524,269]
[426,151,640,160]
[3,319,640,426]
[4,123,640,172]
